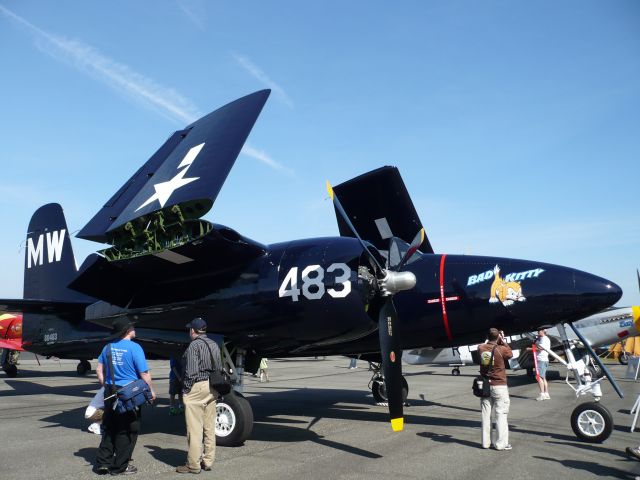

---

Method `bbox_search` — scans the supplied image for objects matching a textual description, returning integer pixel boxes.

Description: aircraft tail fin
[23,203,94,304]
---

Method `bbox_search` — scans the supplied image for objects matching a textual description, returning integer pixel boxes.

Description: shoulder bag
[197,337,232,395]
[107,344,153,413]
[472,345,497,398]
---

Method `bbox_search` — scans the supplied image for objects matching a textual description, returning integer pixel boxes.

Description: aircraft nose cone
[495,261,622,326]
[573,271,622,316]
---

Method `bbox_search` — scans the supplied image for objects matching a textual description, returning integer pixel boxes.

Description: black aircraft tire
[619,352,629,365]
[588,364,604,379]
[372,376,409,403]
[215,391,253,447]
[77,360,91,376]
[570,402,613,443]
[3,364,17,378]
[233,391,254,442]
[452,368,461,376]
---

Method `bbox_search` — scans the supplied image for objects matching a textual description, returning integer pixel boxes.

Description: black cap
[186,317,207,331]
[111,318,134,337]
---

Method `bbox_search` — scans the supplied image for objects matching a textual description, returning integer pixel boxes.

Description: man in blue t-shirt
[94,318,156,476]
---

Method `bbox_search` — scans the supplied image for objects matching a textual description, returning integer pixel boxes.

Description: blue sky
[0,1,638,307]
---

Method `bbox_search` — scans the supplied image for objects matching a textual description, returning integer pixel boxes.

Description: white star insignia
[136,143,205,212]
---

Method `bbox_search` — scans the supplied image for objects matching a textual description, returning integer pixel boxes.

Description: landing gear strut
[368,363,409,404]
[77,359,92,376]
[3,363,17,378]
[214,345,253,446]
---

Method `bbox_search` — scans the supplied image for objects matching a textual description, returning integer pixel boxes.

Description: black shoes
[95,466,110,475]
[110,465,137,475]
[626,447,640,461]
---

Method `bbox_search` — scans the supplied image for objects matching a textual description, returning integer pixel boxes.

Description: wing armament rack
[101,204,213,261]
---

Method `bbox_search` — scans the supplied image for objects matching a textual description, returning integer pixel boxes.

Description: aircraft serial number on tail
[278,263,352,302]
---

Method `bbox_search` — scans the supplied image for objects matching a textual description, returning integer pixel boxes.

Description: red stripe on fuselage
[439,254,453,341]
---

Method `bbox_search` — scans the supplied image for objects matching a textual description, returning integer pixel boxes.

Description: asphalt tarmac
[1,354,640,479]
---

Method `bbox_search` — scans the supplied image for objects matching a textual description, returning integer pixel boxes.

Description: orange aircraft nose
[0,313,24,350]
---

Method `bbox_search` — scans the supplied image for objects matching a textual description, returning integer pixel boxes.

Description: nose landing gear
[539,323,623,443]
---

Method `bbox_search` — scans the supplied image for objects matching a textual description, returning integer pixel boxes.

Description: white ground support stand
[627,357,640,432]
[625,356,640,381]
[630,394,640,432]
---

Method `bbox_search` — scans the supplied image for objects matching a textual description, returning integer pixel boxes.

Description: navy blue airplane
[0,90,622,446]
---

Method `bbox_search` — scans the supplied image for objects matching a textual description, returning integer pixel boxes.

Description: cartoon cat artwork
[488,265,526,306]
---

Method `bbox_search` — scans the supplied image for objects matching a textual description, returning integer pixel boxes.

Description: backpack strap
[106,343,116,386]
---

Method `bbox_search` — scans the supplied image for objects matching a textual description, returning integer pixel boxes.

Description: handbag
[107,344,153,413]
[197,337,232,395]
[472,345,497,398]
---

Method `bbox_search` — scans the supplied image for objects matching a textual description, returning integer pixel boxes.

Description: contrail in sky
[0,4,292,174]
[242,145,295,176]
[233,53,294,108]
[0,5,200,125]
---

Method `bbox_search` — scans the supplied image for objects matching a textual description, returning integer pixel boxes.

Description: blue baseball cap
[186,317,207,331]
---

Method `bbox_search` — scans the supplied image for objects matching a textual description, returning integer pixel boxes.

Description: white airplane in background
[404,305,640,374]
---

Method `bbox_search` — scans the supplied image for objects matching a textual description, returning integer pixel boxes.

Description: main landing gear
[540,323,623,443]
[214,345,254,447]
[368,363,409,404]
[77,359,92,376]
[1,350,18,378]
[216,391,254,447]
[2,363,17,378]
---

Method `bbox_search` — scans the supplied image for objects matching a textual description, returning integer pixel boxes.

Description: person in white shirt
[530,328,551,400]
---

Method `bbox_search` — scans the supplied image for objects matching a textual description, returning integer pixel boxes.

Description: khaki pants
[481,385,510,449]
[184,380,216,470]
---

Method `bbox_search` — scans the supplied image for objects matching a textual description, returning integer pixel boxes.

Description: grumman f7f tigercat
[0,90,622,446]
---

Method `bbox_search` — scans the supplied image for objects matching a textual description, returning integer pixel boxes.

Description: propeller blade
[637,268,639,292]
[327,181,384,273]
[396,228,426,271]
[378,297,404,431]
[568,322,624,399]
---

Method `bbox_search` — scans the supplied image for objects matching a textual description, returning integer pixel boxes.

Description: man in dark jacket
[176,317,223,474]
[95,318,156,475]
[478,327,513,451]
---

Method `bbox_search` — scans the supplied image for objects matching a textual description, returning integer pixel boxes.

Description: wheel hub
[578,410,604,436]
[216,403,236,437]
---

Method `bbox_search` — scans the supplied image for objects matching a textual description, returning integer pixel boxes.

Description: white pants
[481,385,510,449]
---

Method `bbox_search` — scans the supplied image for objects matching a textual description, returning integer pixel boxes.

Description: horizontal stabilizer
[333,167,434,254]
[78,90,271,243]
[0,299,89,316]
[0,339,24,351]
